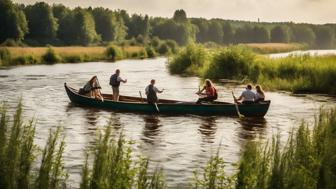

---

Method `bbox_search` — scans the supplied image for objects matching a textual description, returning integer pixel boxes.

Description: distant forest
[1,0,335,48]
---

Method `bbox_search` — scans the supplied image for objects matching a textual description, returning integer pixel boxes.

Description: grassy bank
[1,101,336,188]
[244,43,306,54]
[168,44,336,94]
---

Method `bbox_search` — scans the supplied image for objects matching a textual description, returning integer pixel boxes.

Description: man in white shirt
[145,79,164,103]
[109,69,127,101]
[235,84,256,104]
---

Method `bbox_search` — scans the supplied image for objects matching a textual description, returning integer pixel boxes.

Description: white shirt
[240,89,256,101]
[117,76,123,82]
[145,85,159,95]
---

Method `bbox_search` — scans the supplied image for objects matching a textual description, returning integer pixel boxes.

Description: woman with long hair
[196,79,218,104]
[255,85,265,102]
[82,76,104,101]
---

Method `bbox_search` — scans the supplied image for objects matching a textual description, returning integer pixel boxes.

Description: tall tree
[290,25,315,45]
[24,2,58,41]
[92,7,126,42]
[270,26,289,43]
[127,14,150,39]
[207,20,223,43]
[252,26,269,43]
[0,0,28,43]
[222,22,234,44]
[314,26,334,48]
[173,9,187,23]
[191,18,209,43]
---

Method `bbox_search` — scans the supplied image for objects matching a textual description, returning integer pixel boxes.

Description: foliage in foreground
[1,102,336,189]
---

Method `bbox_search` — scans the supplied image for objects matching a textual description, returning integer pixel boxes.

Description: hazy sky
[13,0,336,24]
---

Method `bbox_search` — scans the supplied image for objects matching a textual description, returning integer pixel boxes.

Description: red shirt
[205,86,216,97]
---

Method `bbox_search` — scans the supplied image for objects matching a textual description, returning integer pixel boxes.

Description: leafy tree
[234,25,253,43]
[0,0,28,43]
[252,26,269,43]
[222,22,234,44]
[290,25,315,45]
[314,26,334,48]
[60,8,99,45]
[127,14,150,39]
[92,7,126,42]
[52,4,70,43]
[24,2,58,41]
[191,18,209,43]
[270,26,289,43]
[207,20,223,43]
[173,9,187,23]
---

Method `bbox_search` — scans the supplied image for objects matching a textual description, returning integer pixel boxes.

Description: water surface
[0,57,335,188]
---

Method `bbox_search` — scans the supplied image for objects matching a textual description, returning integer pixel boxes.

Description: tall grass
[0,102,67,189]
[2,101,336,188]
[80,125,166,189]
[169,45,336,94]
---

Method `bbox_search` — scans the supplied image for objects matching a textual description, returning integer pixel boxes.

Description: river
[0,57,335,188]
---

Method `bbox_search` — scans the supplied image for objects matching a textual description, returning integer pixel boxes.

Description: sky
[13,0,336,24]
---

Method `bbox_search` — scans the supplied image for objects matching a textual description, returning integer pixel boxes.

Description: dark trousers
[197,96,216,104]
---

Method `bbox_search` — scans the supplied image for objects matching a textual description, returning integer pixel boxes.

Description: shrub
[105,45,123,61]
[145,46,156,58]
[157,43,171,55]
[204,46,255,79]
[0,48,11,66]
[62,55,83,63]
[42,47,61,64]
[165,40,178,53]
[13,55,39,65]
[168,44,209,75]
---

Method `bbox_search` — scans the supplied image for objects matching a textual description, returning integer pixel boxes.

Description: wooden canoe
[64,83,270,117]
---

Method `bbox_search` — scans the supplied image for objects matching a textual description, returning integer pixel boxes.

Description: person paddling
[145,79,164,104]
[234,84,256,104]
[196,79,218,104]
[110,69,127,101]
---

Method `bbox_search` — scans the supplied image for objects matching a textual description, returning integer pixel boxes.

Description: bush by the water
[204,46,255,79]
[0,48,11,66]
[42,47,61,64]
[168,44,209,75]
[145,46,157,58]
[105,45,123,61]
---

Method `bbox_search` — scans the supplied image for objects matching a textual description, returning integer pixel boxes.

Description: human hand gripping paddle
[231,91,245,118]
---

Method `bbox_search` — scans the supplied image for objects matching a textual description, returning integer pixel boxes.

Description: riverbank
[0,46,149,67]
[168,44,336,94]
[244,43,306,54]
[1,102,335,188]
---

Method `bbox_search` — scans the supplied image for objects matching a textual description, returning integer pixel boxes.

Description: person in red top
[196,79,218,104]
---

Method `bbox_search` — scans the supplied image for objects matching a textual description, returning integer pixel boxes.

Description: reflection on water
[0,57,335,188]
[142,115,161,145]
[237,118,267,140]
[199,116,217,143]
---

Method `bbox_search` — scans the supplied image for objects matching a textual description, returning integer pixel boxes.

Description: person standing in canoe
[145,79,164,104]
[110,69,127,101]
[234,84,256,104]
[196,79,218,104]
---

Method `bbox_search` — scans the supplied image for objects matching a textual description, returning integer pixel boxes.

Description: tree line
[1,0,335,48]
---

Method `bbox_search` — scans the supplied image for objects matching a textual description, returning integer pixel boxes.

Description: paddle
[154,103,160,113]
[231,91,245,118]
[139,91,143,103]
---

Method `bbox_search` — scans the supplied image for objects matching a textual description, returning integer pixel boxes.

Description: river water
[0,57,335,188]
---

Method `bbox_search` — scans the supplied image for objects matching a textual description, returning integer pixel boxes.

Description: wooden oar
[154,103,160,113]
[139,91,143,103]
[231,91,244,118]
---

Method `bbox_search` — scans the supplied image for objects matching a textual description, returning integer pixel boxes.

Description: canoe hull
[65,83,270,117]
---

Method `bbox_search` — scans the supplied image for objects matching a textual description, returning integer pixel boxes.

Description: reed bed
[244,43,305,54]
[1,101,336,188]
[169,45,336,94]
